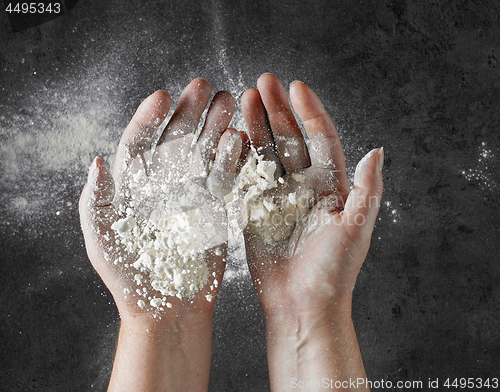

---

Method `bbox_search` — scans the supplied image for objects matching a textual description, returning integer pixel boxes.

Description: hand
[241,73,383,319]
[241,74,382,389]
[79,78,241,323]
[79,79,242,392]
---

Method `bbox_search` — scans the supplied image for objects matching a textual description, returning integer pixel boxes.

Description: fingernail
[377,147,384,172]
[290,80,302,87]
[87,157,99,183]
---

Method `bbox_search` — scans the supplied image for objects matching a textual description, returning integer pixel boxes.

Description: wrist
[263,292,353,333]
[264,304,352,346]
[120,311,213,335]
[263,303,368,391]
[119,309,214,346]
[109,309,214,392]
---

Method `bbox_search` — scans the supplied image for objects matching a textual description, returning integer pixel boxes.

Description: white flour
[109,142,314,311]
[108,134,229,310]
[227,146,314,245]
[111,206,211,301]
[0,78,122,235]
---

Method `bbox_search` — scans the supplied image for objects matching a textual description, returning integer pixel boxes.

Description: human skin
[79,74,382,391]
[79,79,241,392]
[241,74,383,391]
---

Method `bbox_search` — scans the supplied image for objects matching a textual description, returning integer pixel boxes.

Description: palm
[244,168,356,317]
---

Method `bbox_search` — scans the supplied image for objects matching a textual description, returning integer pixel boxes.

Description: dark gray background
[1,0,499,391]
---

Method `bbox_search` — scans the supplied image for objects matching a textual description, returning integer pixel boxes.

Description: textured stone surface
[1,0,499,390]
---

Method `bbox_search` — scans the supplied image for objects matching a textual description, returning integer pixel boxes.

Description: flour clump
[109,135,229,310]
[109,139,313,311]
[111,199,211,302]
[230,147,314,244]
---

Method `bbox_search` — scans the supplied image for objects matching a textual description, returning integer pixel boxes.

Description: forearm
[108,313,213,392]
[265,306,369,392]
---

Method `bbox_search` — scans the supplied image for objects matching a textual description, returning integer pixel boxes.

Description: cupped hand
[241,74,383,321]
[79,79,241,322]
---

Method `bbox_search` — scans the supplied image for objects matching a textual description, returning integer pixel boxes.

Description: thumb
[342,148,384,247]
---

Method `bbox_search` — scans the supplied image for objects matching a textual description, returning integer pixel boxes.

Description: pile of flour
[110,144,313,311]
[111,189,226,310]
[228,146,314,244]
[111,202,215,302]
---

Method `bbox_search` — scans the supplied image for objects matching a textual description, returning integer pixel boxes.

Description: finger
[113,90,171,183]
[207,128,242,200]
[237,130,251,168]
[197,90,235,172]
[212,128,242,173]
[79,158,135,301]
[241,87,283,176]
[257,73,310,173]
[82,157,115,208]
[79,157,118,265]
[157,78,211,144]
[289,81,346,174]
[341,148,384,251]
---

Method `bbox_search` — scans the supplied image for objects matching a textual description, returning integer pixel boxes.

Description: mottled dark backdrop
[1,0,499,391]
